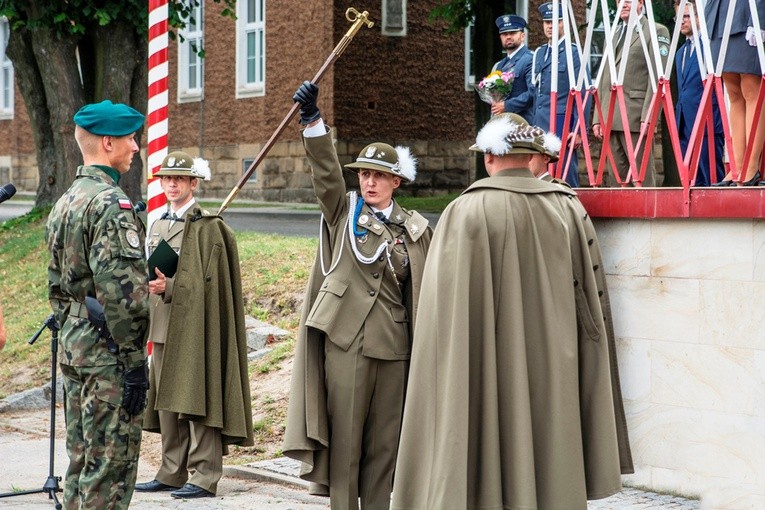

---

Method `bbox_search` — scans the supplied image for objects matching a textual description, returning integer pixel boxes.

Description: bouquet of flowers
[475,70,515,104]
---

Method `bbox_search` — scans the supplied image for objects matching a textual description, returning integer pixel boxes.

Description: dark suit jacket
[674,39,725,185]
[493,46,535,123]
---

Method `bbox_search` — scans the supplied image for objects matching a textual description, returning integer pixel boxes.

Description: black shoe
[743,172,761,186]
[170,483,215,499]
[711,179,735,187]
[135,479,181,492]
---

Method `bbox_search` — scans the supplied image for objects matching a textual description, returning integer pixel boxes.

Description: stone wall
[595,217,765,508]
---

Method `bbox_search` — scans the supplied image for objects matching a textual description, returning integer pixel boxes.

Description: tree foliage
[0,0,234,206]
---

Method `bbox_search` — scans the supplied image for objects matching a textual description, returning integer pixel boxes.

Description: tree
[0,0,234,206]
[430,1,518,180]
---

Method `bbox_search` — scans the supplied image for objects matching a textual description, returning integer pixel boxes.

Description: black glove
[293,80,321,125]
[122,364,149,416]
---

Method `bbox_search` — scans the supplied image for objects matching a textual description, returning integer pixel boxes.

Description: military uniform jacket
[532,39,591,132]
[47,165,149,369]
[283,131,432,490]
[493,46,535,123]
[391,169,632,510]
[145,214,186,345]
[593,16,670,132]
[142,209,254,447]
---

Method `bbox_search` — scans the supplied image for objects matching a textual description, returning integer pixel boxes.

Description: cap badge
[365,147,376,158]
[503,15,510,23]
[167,156,176,167]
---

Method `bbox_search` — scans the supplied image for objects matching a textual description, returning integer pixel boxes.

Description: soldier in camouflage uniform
[46,100,150,510]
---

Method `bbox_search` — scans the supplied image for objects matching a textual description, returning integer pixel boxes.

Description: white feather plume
[475,117,516,154]
[542,132,562,155]
[395,146,417,182]
[192,157,211,181]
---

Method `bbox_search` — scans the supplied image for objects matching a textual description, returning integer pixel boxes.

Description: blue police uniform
[492,15,535,123]
[531,2,590,187]
[674,38,725,186]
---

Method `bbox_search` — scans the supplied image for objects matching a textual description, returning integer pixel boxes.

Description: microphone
[0,183,16,204]
[133,201,146,213]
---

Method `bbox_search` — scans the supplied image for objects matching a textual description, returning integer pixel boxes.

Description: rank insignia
[410,224,419,234]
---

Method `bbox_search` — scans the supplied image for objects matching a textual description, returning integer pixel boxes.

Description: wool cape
[143,210,254,447]
[391,169,632,510]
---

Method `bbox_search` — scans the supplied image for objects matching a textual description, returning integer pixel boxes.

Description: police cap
[495,14,527,33]
[539,2,564,21]
[73,100,145,137]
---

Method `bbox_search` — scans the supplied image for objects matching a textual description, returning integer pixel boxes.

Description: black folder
[148,239,178,280]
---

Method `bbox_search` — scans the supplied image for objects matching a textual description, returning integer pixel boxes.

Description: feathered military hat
[154,151,211,180]
[470,113,562,162]
[344,142,417,183]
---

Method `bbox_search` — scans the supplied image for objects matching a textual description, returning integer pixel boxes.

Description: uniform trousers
[61,363,143,510]
[604,130,657,187]
[324,330,408,510]
[152,343,223,493]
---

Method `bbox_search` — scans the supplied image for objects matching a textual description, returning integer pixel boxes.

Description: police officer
[284,81,433,510]
[46,100,149,510]
[136,152,253,499]
[532,1,590,187]
[491,14,535,122]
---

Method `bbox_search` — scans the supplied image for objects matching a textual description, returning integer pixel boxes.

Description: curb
[223,464,309,490]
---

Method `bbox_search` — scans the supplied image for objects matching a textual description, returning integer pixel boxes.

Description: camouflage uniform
[47,165,149,510]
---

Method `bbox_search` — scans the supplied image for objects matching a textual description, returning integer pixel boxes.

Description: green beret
[73,100,145,136]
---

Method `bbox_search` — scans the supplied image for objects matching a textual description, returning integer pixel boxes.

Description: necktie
[160,211,184,222]
[374,211,390,224]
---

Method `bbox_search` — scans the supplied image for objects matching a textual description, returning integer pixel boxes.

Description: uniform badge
[357,234,368,244]
[364,147,376,158]
[373,224,381,230]
[660,46,669,57]
[118,199,132,210]
[125,229,141,248]
[359,214,369,224]
[410,224,419,234]
[167,156,176,167]
[395,214,402,222]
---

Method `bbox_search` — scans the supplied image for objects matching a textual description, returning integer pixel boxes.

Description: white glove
[746,26,765,46]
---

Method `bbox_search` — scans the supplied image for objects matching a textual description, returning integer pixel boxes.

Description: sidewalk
[241,458,701,510]
[0,407,700,509]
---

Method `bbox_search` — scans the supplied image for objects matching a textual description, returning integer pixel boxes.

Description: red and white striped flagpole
[147,0,169,227]
[146,0,169,356]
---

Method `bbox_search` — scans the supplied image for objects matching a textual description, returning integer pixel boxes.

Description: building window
[236,0,265,98]
[464,23,474,91]
[382,0,406,36]
[178,2,204,102]
[0,18,13,119]
[242,158,256,182]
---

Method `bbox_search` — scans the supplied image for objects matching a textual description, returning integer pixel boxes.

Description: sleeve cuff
[303,119,327,138]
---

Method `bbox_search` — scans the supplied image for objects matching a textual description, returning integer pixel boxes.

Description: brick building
[0,1,586,201]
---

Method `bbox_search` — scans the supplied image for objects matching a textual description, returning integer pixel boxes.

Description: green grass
[0,210,315,399]
[396,192,460,212]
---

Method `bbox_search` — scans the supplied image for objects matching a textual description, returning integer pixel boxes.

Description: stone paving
[246,458,701,510]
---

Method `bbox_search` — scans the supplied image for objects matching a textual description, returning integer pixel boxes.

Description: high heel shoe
[711,179,735,187]
[742,171,762,186]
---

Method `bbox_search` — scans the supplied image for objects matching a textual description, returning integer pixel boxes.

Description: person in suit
[705,0,765,185]
[283,81,432,510]
[532,1,591,187]
[491,14,535,122]
[136,151,253,499]
[592,0,670,186]
[675,0,725,186]
[390,113,633,510]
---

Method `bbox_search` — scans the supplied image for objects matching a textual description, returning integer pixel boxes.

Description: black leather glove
[122,364,149,416]
[293,80,321,125]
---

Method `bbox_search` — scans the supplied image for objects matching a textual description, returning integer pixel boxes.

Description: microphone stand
[0,313,63,509]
